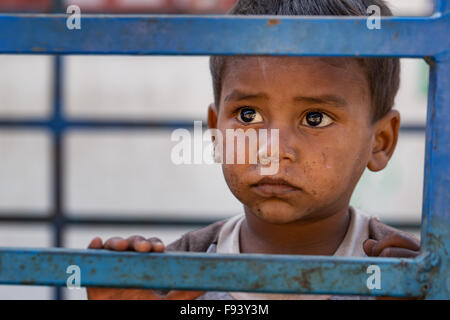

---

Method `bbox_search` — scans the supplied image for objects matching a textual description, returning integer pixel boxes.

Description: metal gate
[0,0,448,299]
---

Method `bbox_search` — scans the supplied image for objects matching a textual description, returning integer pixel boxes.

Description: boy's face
[209,56,397,224]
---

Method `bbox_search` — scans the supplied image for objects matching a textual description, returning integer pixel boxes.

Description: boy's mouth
[250,177,302,197]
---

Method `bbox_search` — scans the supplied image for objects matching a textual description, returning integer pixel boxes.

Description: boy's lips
[250,177,302,197]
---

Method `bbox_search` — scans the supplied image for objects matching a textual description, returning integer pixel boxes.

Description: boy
[87,0,421,300]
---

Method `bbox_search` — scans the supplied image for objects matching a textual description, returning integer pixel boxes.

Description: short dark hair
[209,0,401,122]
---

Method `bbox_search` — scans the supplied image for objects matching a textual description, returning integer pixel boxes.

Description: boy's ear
[367,110,400,172]
[207,103,218,130]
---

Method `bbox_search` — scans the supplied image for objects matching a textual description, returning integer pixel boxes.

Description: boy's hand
[363,218,420,258]
[363,218,422,300]
[86,236,205,300]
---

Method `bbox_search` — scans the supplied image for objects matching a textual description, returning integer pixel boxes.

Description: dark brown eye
[240,108,256,122]
[302,111,333,128]
[306,112,323,126]
[237,108,263,124]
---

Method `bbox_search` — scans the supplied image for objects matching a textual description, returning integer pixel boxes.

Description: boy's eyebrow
[293,94,348,108]
[224,90,268,103]
[224,90,348,107]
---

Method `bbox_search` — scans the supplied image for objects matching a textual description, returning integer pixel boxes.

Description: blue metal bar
[0,3,447,299]
[0,247,432,297]
[436,0,450,14]
[50,2,65,302]
[0,119,425,133]
[51,55,64,301]
[0,14,448,57]
[50,56,64,248]
[0,119,206,131]
[420,56,450,299]
[0,214,422,229]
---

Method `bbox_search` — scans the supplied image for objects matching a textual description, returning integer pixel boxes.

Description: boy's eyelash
[302,109,336,121]
[232,105,255,115]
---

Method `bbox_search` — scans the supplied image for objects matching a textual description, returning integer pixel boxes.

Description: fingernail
[137,240,151,250]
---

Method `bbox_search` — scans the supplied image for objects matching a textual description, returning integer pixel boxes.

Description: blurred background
[0,0,435,299]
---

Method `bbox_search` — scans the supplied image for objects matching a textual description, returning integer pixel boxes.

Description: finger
[376,296,418,300]
[371,233,420,256]
[369,218,420,248]
[126,235,152,252]
[88,237,103,249]
[363,239,377,256]
[368,217,393,240]
[86,287,110,300]
[87,288,166,300]
[378,247,420,258]
[104,237,129,251]
[147,237,165,252]
[165,290,205,300]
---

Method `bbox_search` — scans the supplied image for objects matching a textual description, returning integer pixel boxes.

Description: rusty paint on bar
[0,247,430,297]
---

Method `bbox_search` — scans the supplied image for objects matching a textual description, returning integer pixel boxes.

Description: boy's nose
[257,127,296,164]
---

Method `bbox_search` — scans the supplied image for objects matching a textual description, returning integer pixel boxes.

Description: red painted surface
[0,0,237,13]
[0,0,52,12]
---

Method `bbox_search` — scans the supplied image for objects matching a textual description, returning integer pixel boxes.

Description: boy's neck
[240,206,351,256]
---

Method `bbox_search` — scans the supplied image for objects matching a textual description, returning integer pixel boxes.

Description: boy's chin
[249,202,311,224]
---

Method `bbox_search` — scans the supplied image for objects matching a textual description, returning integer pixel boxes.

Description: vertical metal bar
[51,55,65,301]
[436,0,450,14]
[51,0,65,301]
[51,55,64,249]
[421,55,450,299]
[0,0,441,299]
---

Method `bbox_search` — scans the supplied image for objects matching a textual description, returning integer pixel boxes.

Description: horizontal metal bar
[0,119,207,131]
[0,119,203,131]
[0,247,428,297]
[0,214,221,227]
[0,14,448,57]
[0,214,421,229]
[0,119,425,133]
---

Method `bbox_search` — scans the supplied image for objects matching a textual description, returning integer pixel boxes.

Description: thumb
[363,239,377,256]
[165,290,205,300]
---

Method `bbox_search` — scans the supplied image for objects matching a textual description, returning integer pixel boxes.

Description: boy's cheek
[221,164,254,198]
[297,151,364,197]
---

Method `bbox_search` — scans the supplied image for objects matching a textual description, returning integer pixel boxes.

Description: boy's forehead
[226,55,360,73]
[221,56,369,105]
